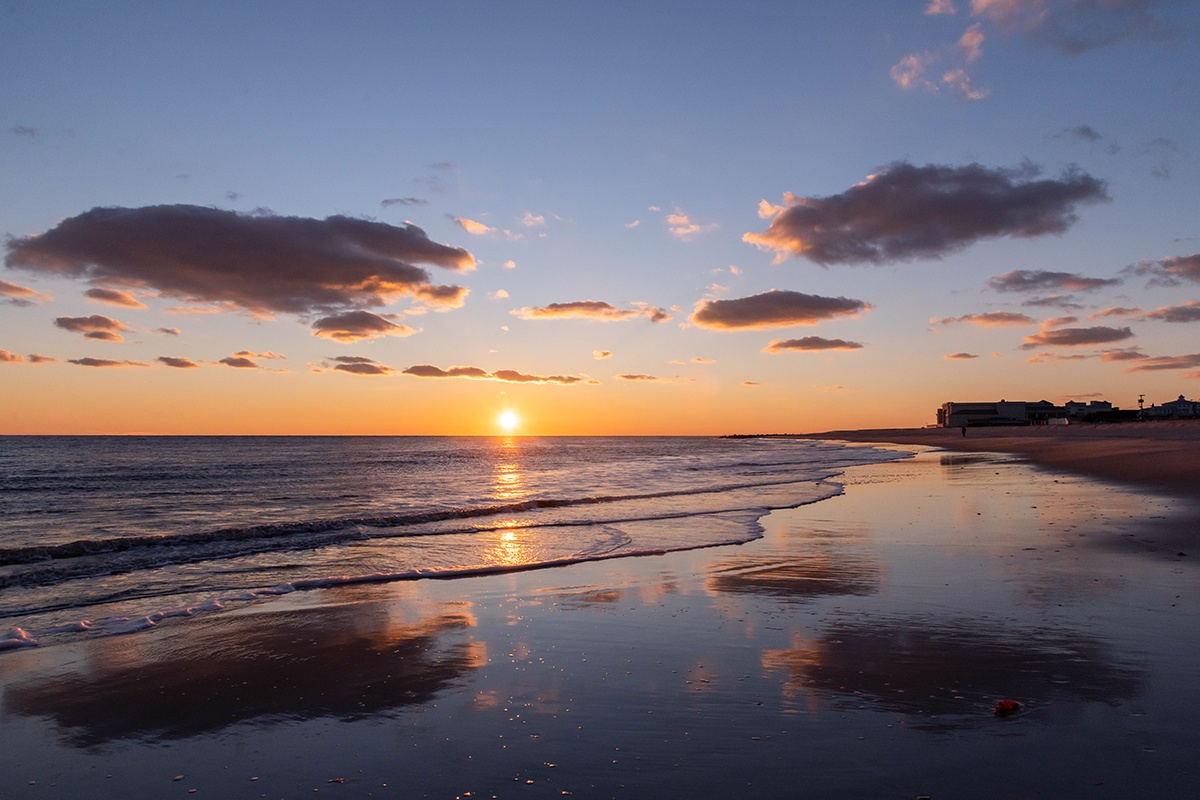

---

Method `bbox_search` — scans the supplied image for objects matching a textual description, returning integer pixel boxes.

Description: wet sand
[3,446,1199,798]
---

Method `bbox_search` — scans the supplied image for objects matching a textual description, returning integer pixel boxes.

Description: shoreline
[771,420,1200,503]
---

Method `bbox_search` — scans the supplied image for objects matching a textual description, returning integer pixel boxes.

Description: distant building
[1143,394,1199,420]
[1064,400,1112,418]
[937,400,1066,428]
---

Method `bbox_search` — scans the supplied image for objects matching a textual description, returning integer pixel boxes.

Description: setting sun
[498,411,519,432]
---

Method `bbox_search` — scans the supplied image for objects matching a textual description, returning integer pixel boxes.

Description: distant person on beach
[961,426,967,437]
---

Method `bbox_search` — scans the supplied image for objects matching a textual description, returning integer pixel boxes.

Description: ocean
[0,436,904,649]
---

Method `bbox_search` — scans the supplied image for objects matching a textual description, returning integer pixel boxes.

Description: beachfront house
[937,400,1067,428]
[1143,395,1200,420]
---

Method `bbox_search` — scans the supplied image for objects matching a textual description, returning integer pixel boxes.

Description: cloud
[5,205,474,317]
[1020,325,1134,349]
[503,260,516,269]
[0,279,51,306]
[690,290,870,330]
[665,208,717,240]
[450,215,520,240]
[944,352,980,359]
[988,268,1121,293]
[513,300,671,323]
[1042,314,1079,328]
[1100,347,1147,362]
[1062,124,1103,142]
[491,289,509,299]
[926,0,956,14]
[1,350,24,363]
[616,374,666,382]
[624,220,642,229]
[763,337,865,353]
[933,311,1036,326]
[1124,353,1200,372]
[957,23,986,62]
[742,380,760,386]
[520,212,546,227]
[942,67,989,99]
[593,350,613,360]
[381,197,427,207]
[1021,294,1086,310]
[890,52,937,91]
[28,353,55,363]
[1144,301,1200,323]
[156,327,181,336]
[54,314,129,342]
[219,356,261,369]
[1026,352,1091,363]
[11,125,38,138]
[85,287,146,308]
[691,357,717,364]
[157,356,201,369]
[311,310,417,342]
[1132,253,1200,286]
[970,0,1181,55]
[327,356,395,376]
[233,350,285,359]
[401,364,586,384]
[744,163,1107,265]
[67,358,149,368]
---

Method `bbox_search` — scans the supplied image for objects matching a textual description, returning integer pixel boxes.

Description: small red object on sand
[993,699,1021,716]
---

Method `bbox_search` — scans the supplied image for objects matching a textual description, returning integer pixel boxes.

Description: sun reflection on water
[491,436,528,502]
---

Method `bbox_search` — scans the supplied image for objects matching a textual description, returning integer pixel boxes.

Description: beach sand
[3,438,1199,798]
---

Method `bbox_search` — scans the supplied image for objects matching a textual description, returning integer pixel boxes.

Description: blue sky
[3,1,1199,434]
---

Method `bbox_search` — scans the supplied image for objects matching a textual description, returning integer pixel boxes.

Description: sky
[2,0,1199,435]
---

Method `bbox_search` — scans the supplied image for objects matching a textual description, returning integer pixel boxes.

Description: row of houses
[937,395,1199,428]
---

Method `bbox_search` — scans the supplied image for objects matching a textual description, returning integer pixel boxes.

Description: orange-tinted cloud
[54,314,129,342]
[28,354,55,363]
[988,269,1120,293]
[5,206,474,316]
[934,311,1035,326]
[763,337,864,353]
[311,310,417,342]
[691,290,869,329]
[1,350,24,362]
[945,352,980,359]
[1100,347,1147,362]
[1089,306,1144,320]
[67,357,149,368]
[327,356,394,376]
[85,287,146,308]
[745,163,1106,265]
[1144,301,1200,323]
[593,350,613,360]
[1124,353,1200,372]
[665,208,717,240]
[0,279,51,306]
[1132,253,1200,286]
[1020,325,1133,349]
[157,356,201,369]
[401,364,586,384]
[513,300,670,323]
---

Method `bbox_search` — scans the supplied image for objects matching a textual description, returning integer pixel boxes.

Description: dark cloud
[54,314,129,342]
[1100,347,1148,362]
[933,311,1035,326]
[616,374,665,381]
[156,327,181,336]
[5,205,475,317]
[381,197,428,208]
[973,0,1182,55]
[1124,353,1200,372]
[401,364,585,384]
[763,337,865,353]
[1020,325,1133,349]
[512,300,670,323]
[1145,301,1200,323]
[84,288,146,308]
[744,163,1107,265]
[328,356,394,376]
[219,356,260,369]
[1061,124,1102,142]
[67,358,149,368]
[1132,254,1200,286]
[0,279,51,306]
[690,290,869,330]
[311,310,417,343]
[989,269,1121,293]
[945,352,980,360]
[157,356,201,369]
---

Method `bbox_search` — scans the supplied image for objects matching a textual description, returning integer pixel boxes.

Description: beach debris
[327,777,345,784]
[174,775,185,781]
[993,699,1022,717]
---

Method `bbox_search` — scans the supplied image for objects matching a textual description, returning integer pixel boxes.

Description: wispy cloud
[6,205,474,317]
[944,352,980,360]
[763,337,864,353]
[84,287,146,308]
[450,215,521,241]
[402,364,589,385]
[1124,353,1200,372]
[690,290,870,330]
[327,355,395,376]
[67,357,149,368]
[745,163,1107,265]
[989,269,1121,293]
[513,300,670,323]
[381,197,427,207]
[665,208,717,240]
[157,356,201,369]
[0,279,52,306]
[1131,253,1200,286]
[933,311,1036,326]
[1020,325,1134,349]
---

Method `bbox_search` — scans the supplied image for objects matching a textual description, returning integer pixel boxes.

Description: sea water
[0,436,905,648]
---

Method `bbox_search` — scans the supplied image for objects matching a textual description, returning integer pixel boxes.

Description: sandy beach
[3,437,1199,798]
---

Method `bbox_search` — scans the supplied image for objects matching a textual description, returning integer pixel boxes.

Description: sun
[498,411,519,433]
